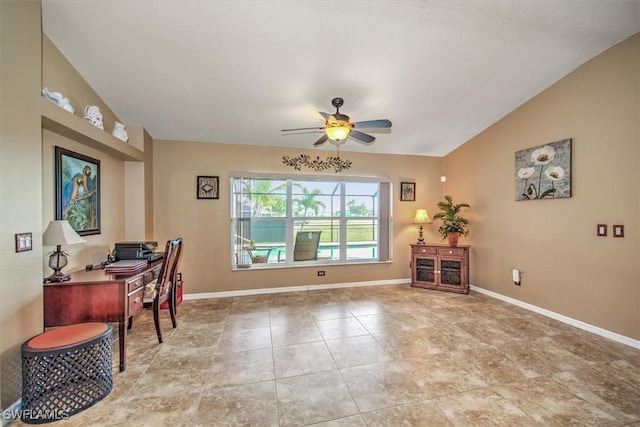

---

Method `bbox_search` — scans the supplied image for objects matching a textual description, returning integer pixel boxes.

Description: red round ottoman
[21,323,113,424]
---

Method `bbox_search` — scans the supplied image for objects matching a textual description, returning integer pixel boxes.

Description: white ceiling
[42,0,640,156]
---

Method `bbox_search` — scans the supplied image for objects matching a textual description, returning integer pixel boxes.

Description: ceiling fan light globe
[326,126,350,141]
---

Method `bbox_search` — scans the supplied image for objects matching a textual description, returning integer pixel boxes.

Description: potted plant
[432,195,470,246]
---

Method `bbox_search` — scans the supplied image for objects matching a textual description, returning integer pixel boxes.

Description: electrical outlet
[512,269,521,286]
[317,271,325,277]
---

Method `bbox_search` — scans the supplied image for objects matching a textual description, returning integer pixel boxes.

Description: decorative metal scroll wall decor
[282,154,352,173]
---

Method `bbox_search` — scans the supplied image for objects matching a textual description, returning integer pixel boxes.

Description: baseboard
[470,285,640,350]
[2,399,22,426]
[183,278,410,300]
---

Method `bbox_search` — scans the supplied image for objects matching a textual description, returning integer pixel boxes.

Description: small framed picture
[197,176,219,199]
[597,224,607,237]
[15,232,33,252]
[400,182,415,201]
[613,224,624,238]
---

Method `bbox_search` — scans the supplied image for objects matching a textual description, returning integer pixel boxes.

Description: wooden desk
[43,261,161,371]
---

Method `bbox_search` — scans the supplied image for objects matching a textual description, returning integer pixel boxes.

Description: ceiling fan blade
[282,126,324,132]
[319,111,332,120]
[352,119,392,129]
[313,134,329,146]
[349,130,376,144]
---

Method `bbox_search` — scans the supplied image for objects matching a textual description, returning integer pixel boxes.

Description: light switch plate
[613,225,624,238]
[597,224,607,237]
[15,232,33,252]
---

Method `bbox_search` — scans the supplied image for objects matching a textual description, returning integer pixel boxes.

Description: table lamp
[43,220,86,282]
[414,208,431,244]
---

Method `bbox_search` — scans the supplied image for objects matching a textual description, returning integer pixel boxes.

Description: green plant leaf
[433,195,470,238]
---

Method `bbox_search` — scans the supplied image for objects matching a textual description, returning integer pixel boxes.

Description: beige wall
[444,33,640,340]
[123,126,154,241]
[143,128,154,240]
[153,140,443,295]
[42,35,120,136]
[0,0,43,409]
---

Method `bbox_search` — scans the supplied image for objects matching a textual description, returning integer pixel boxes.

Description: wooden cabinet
[410,244,469,294]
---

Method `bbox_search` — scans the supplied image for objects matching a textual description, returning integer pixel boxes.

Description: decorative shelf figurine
[112,121,129,142]
[84,105,104,130]
[41,87,75,114]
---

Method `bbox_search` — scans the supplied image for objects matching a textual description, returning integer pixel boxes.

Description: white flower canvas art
[515,138,571,200]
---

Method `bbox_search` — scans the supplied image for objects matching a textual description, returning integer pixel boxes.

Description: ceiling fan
[281,97,392,147]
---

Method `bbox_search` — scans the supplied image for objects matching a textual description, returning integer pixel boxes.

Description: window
[231,175,391,268]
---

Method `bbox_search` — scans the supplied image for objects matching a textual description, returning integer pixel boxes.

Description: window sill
[232,259,392,271]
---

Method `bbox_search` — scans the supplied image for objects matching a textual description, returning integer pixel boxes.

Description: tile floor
[13,285,640,426]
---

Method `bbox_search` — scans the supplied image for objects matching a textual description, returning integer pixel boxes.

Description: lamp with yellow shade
[413,208,431,244]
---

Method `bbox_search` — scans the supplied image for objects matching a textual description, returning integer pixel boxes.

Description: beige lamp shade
[43,220,86,246]
[43,220,85,282]
[414,208,431,224]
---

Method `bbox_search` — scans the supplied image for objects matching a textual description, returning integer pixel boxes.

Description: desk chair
[139,238,183,343]
[293,231,322,261]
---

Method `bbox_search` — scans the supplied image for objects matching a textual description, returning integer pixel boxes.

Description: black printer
[114,241,163,262]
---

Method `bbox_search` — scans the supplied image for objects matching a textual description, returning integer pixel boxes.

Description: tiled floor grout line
[269,307,283,427]
[186,307,225,427]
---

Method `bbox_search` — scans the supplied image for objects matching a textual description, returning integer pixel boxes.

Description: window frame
[230,172,392,269]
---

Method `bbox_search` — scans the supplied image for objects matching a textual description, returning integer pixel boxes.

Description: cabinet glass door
[416,257,436,283]
[439,259,462,286]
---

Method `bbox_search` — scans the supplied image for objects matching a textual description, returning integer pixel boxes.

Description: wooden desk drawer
[128,288,144,315]
[127,277,144,293]
[412,246,436,256]
[437,247,466,257]
[143,270,157,283]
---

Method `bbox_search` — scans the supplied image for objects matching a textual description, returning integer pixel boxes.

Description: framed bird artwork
[55,146,101,235]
